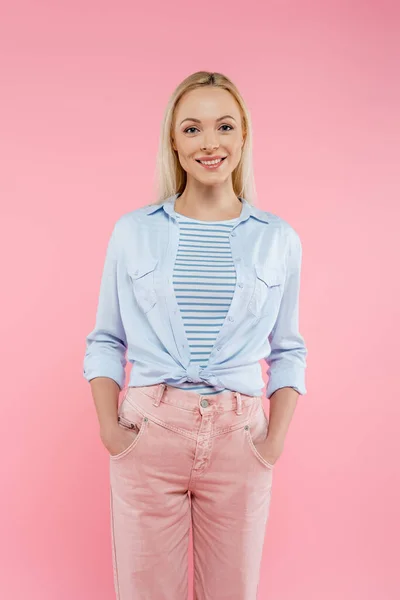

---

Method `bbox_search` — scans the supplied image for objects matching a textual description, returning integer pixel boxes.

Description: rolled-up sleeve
[83,221,127,390]
[265,228,308,399]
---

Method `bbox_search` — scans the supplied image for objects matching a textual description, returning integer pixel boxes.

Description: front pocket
[248,264,284,318]
[109,400,149,461]
[127,257,159,314]
[244,405,274,470]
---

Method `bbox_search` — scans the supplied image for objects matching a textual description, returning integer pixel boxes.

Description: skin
[171,86,245,221]
[100,87,298,464]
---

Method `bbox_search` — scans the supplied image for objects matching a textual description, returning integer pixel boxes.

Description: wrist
[99,420,119,435]
[266,434,285,451]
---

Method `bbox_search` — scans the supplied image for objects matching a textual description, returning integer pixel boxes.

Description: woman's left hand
[254,436,284,466]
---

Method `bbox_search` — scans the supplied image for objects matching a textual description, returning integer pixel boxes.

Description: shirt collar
[145,193,270,224]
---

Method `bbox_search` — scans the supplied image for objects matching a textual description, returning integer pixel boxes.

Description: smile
[195,157,227,169]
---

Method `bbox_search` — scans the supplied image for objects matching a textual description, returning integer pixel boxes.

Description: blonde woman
[83,71,307,600]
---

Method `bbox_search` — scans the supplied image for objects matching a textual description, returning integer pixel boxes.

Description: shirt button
[228,316,234,322]
[217,346,222,351]
[231,231,236,237]
[238,282,243,288]
[134,269,139,275]
[235,257,241,262]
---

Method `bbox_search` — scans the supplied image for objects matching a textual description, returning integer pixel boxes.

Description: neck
[175,189,242,222]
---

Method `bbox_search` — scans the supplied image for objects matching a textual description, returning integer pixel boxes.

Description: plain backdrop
[1,1,399,599]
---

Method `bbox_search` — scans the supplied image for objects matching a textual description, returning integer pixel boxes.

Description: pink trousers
[109,383,274,600]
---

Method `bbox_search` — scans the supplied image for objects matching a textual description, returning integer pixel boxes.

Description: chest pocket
[127,257,159,314]
[248,264,285,319]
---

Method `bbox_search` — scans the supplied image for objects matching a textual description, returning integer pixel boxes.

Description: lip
[195,156,227,170]
[195,155,227,162]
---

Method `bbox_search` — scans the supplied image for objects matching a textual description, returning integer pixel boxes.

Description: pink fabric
[109,383,274,599]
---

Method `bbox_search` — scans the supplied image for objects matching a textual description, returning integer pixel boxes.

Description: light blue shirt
[83,193,308,398]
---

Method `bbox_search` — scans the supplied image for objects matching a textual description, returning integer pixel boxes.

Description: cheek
[227,143,243,166]
[180,154,196,169]
[178,151,197,173]
[178,143,197,164]
[232,137,244,152]
[226,137,243,156]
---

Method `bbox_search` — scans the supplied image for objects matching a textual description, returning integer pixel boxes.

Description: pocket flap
[127,257,158,280]
[254,264,284,287]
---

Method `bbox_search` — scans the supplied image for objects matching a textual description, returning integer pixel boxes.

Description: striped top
[171,211,240,395]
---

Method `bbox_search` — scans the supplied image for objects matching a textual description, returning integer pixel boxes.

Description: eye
[183,124,234,134]
[220,124,233,132]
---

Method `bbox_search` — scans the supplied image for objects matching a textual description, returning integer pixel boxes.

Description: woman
[83,71,307,600]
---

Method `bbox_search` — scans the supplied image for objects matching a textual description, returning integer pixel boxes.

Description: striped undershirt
[171,211,240,396]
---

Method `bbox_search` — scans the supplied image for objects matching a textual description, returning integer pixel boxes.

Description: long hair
[151,71,258,206]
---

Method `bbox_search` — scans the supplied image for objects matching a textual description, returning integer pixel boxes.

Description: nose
[201,142,219,151]
[201,133,219,150]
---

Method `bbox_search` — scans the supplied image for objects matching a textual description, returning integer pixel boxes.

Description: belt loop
[153,383,166,407]
[235,391,243,415]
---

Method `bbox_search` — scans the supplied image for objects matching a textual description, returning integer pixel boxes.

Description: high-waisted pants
[109,382,274,600]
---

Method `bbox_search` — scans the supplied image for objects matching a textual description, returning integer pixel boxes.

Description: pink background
[1,1,399,598]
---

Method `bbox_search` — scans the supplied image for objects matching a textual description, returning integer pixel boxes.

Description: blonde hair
[151,71,258,206]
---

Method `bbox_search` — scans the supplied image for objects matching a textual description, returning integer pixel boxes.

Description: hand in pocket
[101,420,139,457]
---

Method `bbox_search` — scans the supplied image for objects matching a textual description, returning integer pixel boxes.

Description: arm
[264,228,307,449]
[83,221,127,430]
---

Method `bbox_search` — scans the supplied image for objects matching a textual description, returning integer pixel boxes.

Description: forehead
[175,87,241,121]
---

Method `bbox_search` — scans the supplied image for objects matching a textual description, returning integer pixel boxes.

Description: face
[171,87,245,187]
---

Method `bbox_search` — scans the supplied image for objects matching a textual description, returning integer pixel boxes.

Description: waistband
[125,383,261,416]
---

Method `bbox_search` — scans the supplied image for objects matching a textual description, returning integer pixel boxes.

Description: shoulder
[252,205,301,240]
[118,203,158,224]
[111,203,160,233]
[270,214,303,262]
[251,206,303,265]
[275,215,302,247]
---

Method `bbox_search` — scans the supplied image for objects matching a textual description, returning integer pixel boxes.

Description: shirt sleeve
[265,227,308,399]
[83,221,127,391]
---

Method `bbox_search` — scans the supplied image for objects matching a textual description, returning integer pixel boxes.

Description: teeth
[200,158,223,165]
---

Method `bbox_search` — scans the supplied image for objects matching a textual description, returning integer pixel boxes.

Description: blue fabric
[171,211,239,396]
[83,194,308,398]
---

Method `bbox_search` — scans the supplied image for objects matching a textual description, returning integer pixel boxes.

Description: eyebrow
[180,115,237,126]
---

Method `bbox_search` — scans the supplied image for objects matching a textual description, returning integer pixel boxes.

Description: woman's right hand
[100,423,138,457]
